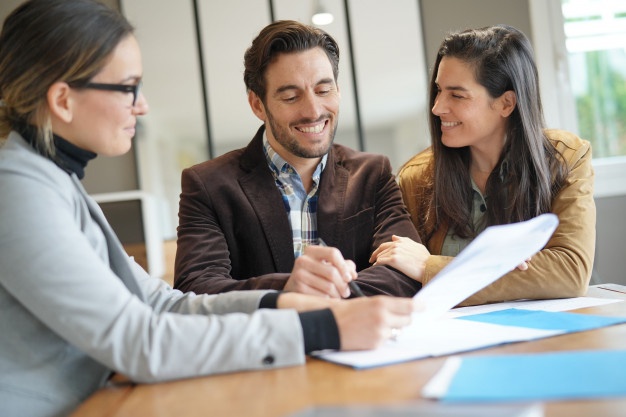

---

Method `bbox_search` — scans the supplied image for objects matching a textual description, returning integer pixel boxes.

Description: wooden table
[70,286,626,417]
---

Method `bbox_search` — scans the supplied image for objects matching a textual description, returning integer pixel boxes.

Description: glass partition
[121,0,430,238]
[349,0,429,170]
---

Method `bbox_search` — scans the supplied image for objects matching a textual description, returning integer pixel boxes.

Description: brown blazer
[174,126,422,297]
[398,129,595,306]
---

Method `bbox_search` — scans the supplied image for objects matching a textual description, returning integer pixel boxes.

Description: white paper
[412,213,559,319]
[315,318,560,369]
[314,296,623,369]
[596,283,626,294]
[314,214,562,369]
[447,296,622,318]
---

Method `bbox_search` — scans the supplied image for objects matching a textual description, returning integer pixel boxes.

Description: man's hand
[284,245,357,298]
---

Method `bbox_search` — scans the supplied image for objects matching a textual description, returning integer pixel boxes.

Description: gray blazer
[0,132,305,417]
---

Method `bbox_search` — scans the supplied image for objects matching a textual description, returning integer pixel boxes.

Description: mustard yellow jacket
[397,129,596,306]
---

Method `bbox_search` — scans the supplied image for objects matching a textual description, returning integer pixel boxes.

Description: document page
[412,213,559,319]
[313,214,562,369]
[315,309,626,369]
[448,296,622,318]
[315,318,560,369]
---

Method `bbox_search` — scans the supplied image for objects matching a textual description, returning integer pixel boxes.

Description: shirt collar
[262,132,328,180]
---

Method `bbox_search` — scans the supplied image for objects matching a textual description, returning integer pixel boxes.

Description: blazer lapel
[72,176,145,300]
[239,127,295,271]
[317,147,349,247]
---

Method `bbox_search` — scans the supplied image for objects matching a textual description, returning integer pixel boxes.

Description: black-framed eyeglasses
[78,81,142,106]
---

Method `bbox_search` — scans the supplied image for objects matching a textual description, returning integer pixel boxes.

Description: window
[561,0,626,158]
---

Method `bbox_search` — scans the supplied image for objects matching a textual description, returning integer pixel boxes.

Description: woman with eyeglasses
[0,1,415,416]
[370,25,595,306]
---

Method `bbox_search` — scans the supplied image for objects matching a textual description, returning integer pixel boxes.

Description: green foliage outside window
[573,50,626,158]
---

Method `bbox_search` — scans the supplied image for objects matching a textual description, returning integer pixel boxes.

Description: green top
[441,178,488,256]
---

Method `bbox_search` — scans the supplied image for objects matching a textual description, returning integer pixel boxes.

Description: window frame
[529,0,626,198]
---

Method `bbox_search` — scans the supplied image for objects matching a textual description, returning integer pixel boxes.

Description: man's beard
[266,110,337,158]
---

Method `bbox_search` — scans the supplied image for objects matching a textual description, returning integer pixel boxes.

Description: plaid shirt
[263,137,327,258]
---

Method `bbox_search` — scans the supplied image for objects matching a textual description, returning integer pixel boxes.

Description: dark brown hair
[243,20,339,102]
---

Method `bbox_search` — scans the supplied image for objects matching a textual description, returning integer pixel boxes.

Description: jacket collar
[236,125,350,267]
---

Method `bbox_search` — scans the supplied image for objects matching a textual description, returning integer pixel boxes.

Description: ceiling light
[312,0,333,26]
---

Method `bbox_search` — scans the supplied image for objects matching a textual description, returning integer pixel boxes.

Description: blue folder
[433,309,626,401]
[442,349,626,402]
[457,308,626,332]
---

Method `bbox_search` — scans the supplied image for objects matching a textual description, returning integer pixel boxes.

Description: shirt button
[480,204,487,213]
[262,355,275,365]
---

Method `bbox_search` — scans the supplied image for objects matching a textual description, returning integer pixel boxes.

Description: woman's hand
[330,296,416,350]
[277,293,419,351]
[369,235,430,283]
[516,257,532,271]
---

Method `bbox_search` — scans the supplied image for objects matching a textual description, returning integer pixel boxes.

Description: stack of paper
[315,214,561,368]
[313,214,626,369]
[411,213,559,320]
[314,309,626,369]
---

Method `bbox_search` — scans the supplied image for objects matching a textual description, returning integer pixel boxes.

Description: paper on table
[412,213,559,320]
[313,214,560,369]
[315,318,560,369]
[315,308,626,369]
[597,283,626,294]
[447,296,622,318]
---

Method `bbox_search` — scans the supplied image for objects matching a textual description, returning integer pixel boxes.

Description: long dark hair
[427,24,567,239]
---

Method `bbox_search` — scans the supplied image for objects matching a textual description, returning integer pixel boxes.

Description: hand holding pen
[317,238,365,298]
[284,239,358,298]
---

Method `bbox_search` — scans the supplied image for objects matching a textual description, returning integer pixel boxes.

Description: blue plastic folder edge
[457,308,626,332]
[442,349,626,402]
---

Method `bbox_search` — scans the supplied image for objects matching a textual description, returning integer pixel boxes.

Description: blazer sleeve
[0,169,305,383]
[352,156,423,297]
[175,166,290,294]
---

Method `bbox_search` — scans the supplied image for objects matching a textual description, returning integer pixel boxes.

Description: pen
[317,238,365,298]
[348,278,366,298]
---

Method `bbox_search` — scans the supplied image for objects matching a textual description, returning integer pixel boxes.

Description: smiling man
[174,20,425,298]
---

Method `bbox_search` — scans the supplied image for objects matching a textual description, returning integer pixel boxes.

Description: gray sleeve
[0,164,305,383]
[131,259,276,315]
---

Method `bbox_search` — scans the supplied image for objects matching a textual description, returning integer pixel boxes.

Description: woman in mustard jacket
[371,25,595,306]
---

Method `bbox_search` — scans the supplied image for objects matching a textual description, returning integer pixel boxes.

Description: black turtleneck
[16,122,96,179]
